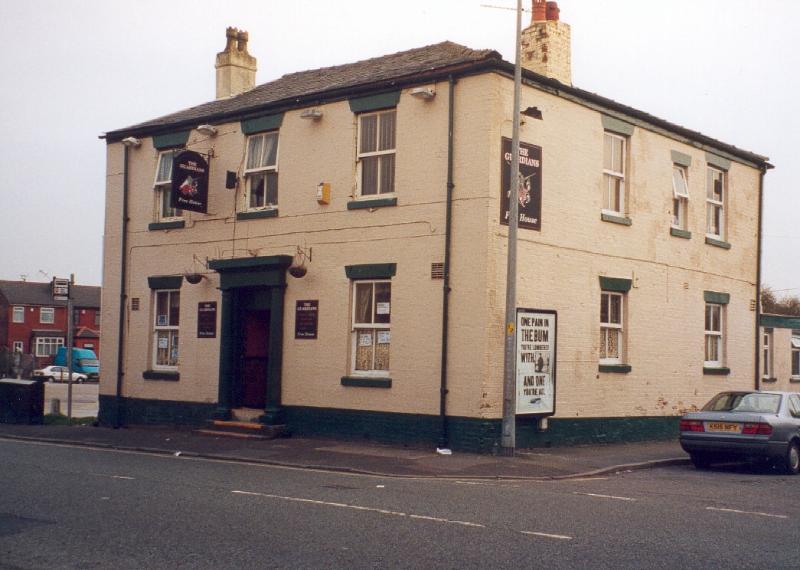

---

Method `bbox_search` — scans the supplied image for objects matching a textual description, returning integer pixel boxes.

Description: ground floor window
[35,337,64,357]
[351,280,391,374]
[153,290,180,369]
[12,341,23,353]
[763,329,773,379]
[704,303,724,367]
[792,331,800,378]
[600,291,624,364]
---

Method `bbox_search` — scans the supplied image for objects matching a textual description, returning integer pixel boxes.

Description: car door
[789,395,800,432]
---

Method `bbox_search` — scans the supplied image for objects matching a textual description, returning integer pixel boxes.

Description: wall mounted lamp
[410,87,436,100]
[300,108,323,120]
[121,137,142,147]
[196,124,218,136]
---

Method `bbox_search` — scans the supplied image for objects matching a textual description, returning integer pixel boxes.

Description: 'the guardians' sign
[500,137,542,231]
[171,151,209,214]
[515,308,557,416]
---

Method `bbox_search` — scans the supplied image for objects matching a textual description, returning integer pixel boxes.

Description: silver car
[680,391,800,474]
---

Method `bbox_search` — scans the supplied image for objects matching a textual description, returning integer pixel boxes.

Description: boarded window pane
[379,154,395,194]
[379,111,396,151]
[355,283,373,324]
[361,156,379,195]
[360,115,377,154]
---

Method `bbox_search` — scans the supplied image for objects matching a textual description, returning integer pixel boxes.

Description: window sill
[236,209,278,220]
[790,376,800,383]
[703,367,730,376]
[599,364,632,374]
[601,212,632,226]
[762,377,778,383]
[143,370,180,381]
[341,376,392,388]
[705,236,731,249]
[670,227,692,239]
[148,220,185,231]
[347,197,397,210]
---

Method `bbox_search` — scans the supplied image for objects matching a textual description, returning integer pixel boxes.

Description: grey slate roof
[0,280,100,308]
[104,40,770,167]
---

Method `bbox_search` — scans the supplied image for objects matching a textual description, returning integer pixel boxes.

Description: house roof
[0,280,100,308]
[103,40,770,168]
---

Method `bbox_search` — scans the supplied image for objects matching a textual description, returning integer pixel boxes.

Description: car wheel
[784,441,800,475]
[690,453,712,469]
[47,376,54,383]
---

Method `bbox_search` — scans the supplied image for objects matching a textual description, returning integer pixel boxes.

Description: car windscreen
[703,392,782,414]
[78,359,99,367]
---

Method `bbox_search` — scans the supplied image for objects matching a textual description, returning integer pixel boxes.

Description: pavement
[0,422,690,480]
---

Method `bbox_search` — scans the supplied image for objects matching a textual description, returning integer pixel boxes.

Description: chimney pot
[532,0,547,22]
[545,1,560,21]
[215,27,257,99]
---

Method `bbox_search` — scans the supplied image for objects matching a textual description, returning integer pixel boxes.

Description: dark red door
[240,309,269,408]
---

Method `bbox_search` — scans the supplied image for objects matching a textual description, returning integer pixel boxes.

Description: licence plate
[705,422,741,433]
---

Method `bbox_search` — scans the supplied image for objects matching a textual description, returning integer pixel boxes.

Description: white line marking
[574,492,636,501]
[521,530,573,540]
[232,490,485,528]
[90,473,135,480]
[706,507,788,519]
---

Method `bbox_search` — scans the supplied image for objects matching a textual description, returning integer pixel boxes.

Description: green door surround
[209,256,292,424]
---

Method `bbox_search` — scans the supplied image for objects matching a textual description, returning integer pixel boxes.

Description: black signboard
[171,150,210,214]
[500,137,542,231]
[295,300,319,339]
[197,302,217,338]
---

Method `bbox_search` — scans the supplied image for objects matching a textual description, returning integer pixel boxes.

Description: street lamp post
[500,0,524,456]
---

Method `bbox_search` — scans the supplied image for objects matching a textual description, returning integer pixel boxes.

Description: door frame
[209,255,292,424]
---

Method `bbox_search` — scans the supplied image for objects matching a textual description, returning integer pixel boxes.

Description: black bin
[0,378,44,424]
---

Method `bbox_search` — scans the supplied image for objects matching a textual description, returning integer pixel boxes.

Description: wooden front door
[239,309,269,409]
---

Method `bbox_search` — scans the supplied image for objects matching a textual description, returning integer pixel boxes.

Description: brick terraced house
[99,3,773,451]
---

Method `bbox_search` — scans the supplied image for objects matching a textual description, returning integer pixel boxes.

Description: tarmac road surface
[1,438,798,569]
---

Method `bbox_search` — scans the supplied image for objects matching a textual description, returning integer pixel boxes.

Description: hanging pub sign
[500,137,542,231]
[515,308,557,416]
[295,300,319,339]
[171,150,209,214]
[197,301,217,338]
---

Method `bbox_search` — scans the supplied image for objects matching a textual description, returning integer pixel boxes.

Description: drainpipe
[115,145,130,427]
[439,76,456,449]
[754,166,766,390]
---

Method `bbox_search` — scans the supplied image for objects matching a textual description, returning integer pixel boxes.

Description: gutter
[114,145,130,427]
[754,165,768,390]
[439,75,456,450]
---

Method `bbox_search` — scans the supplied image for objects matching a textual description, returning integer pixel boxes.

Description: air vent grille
[431,263,445,279]
[131,298,140,311]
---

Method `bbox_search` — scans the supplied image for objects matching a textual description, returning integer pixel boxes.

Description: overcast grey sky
[1,0,797,294]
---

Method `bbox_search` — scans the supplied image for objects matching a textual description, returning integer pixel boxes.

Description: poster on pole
[500,137,542,231]
[515,308,557,416]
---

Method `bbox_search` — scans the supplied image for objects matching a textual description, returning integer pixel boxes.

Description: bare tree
[762,286,800,317]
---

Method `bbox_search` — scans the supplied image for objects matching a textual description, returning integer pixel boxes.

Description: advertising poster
[197,302,217,338]
[516,308,557,415]
[500,137,543,231]
[171,150,210,213]
[295,300,319,339]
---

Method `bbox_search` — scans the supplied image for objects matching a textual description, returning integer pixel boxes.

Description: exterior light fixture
[197,124,218,136]
[521,106,543,120]
[410,87,436,100]
[121,137,141,147]
[300,108,323,120]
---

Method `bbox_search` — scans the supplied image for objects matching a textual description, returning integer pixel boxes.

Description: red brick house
[0,280,101,367]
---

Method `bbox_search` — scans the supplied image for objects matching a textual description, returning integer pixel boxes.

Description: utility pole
[500,0,524,456]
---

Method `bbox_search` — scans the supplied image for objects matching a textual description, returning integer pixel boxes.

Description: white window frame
[12,341,23,353]
[34,337,63,357]
[671,164,689,230]
[763,329,773,379]
[40,307,55,324]
[350,279,391,377]
[153,150,182,221]
[706,166,725,239]
[602,132,627,215]
[12,306,24,323]
[704,303,724,367]
[356,109,397,198]
[600,291,624,365]
[243,131,279,211]
[152,289,180,370]
[791,331,800,379]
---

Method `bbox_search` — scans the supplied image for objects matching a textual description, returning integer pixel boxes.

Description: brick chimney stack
[215,27,257,99]
[521,1,572,85]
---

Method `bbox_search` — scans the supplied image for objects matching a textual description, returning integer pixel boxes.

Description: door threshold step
[212,420,264,430]
[196,429,272,440]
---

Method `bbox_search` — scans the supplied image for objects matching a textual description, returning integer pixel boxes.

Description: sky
[0,0,797,295]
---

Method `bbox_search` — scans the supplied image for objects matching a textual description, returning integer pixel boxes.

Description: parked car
[680,391,800,474]
[32,366,88,384]
[54,347,99,381]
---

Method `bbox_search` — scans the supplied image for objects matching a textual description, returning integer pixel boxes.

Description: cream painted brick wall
[760,326,800,392]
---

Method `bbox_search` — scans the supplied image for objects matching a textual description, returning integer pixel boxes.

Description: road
[1,439,798,569]
[42,383,98,418]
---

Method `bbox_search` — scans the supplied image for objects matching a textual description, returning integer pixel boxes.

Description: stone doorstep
[196,421,287,440]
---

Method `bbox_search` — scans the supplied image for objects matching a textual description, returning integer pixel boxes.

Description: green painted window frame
[143,370,180,381]
[236,209,278,220]
[601,115,635,137]
[341,376,392,388]
[599,276,632,293]
[601,212,632,226]
[671,150,692,168]
[670,227,692,239]
[705,236,731,250]
[240,113,284,135]
[152,131,190,150]
[347,197,397,210]
[599,364,632,374]
[704,291,730,305]
[148,276,183,290]
[345,263,397,280]
[148,220,186,231]
[348,91,401,113]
